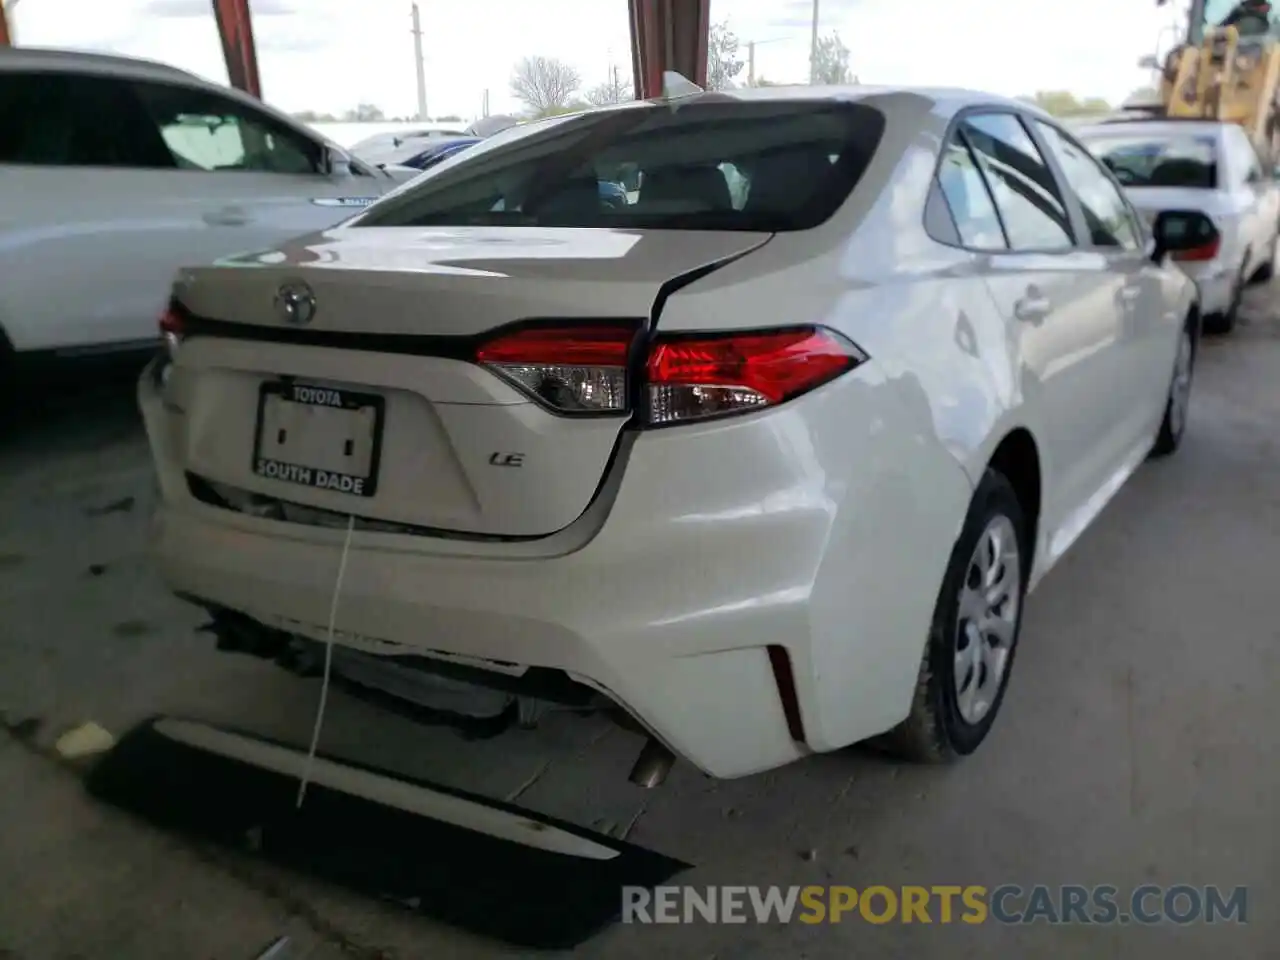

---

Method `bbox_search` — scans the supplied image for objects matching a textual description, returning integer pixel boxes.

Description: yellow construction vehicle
[1153,0,1280,161]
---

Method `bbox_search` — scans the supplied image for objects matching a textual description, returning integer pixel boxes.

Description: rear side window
[1081,132,1218,189]
[936,134,1007,250]
[0,70,176,168]
[961,113,1074,251]
[357,101,887,232]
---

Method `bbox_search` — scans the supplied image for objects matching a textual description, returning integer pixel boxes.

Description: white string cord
[296,512,357,809]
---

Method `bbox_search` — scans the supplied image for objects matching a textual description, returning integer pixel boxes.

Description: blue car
[395,137,482,171]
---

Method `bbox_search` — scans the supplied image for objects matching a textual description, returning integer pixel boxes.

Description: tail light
[1172,235,1221,262]
[475,324,636,414]
[158,304,185,358]
[474,323,865,424]
[645,326,865,425]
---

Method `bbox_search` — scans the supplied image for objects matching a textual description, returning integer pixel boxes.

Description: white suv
[0,47,417,365]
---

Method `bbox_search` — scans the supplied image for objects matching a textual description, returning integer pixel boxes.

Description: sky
[11,0,1188,120]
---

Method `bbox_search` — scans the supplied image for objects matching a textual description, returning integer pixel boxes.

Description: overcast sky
[13,0,1184,119]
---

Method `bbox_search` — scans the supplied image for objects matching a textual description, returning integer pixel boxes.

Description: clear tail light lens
[475,324,637,414]
[644,326,865,425]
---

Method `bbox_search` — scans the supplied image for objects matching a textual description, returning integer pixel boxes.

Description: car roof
[664,83,1041,115]
[0,45,202,85]
[539,83,1052,129]
[0,45,349,153]
[1074,118,1229,140]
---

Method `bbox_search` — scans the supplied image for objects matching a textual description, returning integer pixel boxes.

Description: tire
[881,469,1029,763]
[1249,234,1276,284]
[1150,323,1195,458]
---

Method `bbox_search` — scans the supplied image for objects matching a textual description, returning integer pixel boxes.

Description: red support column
[628,0,712,99]
[212,0,262,99]
[0,3,12,46]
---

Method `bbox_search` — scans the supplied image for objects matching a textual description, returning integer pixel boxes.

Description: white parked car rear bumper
[1181,260,1236,316]
[140,357,976,779]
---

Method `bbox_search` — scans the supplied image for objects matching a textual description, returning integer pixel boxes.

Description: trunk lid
[170,225,769,538]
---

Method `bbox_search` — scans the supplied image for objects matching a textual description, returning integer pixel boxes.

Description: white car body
[0,47,419,358]
[1078,118,1280,317]
[139,86,1200,779]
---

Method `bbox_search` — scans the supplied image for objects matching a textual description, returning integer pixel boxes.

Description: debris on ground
[54,721,116,760]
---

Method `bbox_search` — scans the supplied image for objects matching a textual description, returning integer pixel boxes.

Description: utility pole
[808,0,820,84]
[482,88,490,118]
[410,2,428,121]
[747,41,755,87]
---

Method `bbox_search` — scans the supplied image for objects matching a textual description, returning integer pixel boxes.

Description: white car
[0,47,418,365]
[1078,117,1280,333]
[140,86,1210,782]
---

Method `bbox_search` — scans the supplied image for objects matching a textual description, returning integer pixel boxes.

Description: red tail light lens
[475,324,636,414]
[1172,236,1222,262]
[158,303,185,362]
[644,326,865,425]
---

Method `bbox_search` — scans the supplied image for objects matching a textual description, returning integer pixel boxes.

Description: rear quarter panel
[654,93,1048,747]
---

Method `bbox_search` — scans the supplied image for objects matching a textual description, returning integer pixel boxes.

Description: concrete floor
[1,288,1277,959]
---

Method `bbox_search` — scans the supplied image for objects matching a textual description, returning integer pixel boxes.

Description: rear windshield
[1079,133,1218,189]
[355,100,886,232]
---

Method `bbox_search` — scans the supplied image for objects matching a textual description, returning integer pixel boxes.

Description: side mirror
[1137,54,1160,70]
[325,147,354,177]
[1151,209,1220,263]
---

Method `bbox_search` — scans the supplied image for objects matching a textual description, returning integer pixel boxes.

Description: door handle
[202,207,251,226]
[1014,294,1051,323]
[1118,286,1142,304]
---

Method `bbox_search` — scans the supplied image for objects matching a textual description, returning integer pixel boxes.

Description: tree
[707,21,744,91]
[1023,91,1112,117]
[811,31,852,85]
[342,103,385,122]
[292,109,337,123]
[586,66,632,106]
[1123,86,1161,107]
[436,114,464,122]
[511,55,581,116]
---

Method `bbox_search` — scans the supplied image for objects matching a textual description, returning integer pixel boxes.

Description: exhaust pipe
[628,738,675,788]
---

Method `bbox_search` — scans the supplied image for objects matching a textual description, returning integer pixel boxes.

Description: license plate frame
[251,380,386,498]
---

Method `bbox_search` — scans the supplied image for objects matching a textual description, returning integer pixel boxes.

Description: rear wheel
[1151,324,1195,458]
[1250,233,1277,284]
[881,469,1028,763]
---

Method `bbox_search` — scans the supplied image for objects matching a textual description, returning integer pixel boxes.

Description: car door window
[0,70,175,168]
[961,113,1074,251]
[1036,122,1142,250]
[935,133,1007,249]
[130,80,322,175]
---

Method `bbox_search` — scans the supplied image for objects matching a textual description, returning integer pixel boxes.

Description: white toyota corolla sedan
[139,85,1213,782]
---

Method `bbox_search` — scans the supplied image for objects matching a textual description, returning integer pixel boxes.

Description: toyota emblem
[274,280,317,326]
